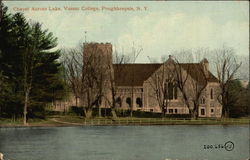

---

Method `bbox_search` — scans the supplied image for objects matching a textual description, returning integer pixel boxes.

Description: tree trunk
[190,108,198,120]
[75,96,78,106]
[111,108,117,119]
[98,107,102,117]
[23,88,30,125]
[84,108,92,119]
[222,106,229,118]
[221,94,229,118]
[161,106,166,118]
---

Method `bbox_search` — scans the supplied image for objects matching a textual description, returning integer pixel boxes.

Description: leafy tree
[227,80,248,118]
[0,5,66,122]
[0,6,24,119]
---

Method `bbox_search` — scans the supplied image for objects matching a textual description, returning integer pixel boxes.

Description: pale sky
[4,1,249,63]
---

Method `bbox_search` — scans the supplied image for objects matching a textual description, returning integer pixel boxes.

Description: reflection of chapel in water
[54,43,222,118]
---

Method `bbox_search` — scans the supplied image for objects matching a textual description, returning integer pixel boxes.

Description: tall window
[136,97,142,108]
[126,97,132,108]
[168,82,173,99]
[210,88,214,99]
[200,97,206,104]
[174,109,178,114]
[174,85,177,99]
[201,109,205,115]
[166,82,178,100]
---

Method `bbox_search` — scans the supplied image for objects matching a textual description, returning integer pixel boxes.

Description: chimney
[200,58,209,77]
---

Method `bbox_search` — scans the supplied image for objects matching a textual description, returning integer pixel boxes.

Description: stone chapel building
[54,43,222,118]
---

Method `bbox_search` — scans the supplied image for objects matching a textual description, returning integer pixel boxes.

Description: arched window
[136,97,142,108]
[166,82,178,100]
[126,97,132,108]
[174,84,178,99]
[168,82,174,99]
[115,97,122,107]
[174,109,178,114]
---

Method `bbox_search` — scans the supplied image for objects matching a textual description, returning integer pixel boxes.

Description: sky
[3,1,249,64]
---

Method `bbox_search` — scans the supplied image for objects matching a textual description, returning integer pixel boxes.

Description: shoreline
[0,124,249,128]
[0,122,249,128]
[1,117,249,128]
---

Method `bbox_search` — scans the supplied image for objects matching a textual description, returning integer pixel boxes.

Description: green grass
[0,117,62,126]
[0,116,249,126]
[0,118,23,125]
[52,116,249,125]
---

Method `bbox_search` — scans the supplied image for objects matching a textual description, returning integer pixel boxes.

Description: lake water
[0,125,249,160]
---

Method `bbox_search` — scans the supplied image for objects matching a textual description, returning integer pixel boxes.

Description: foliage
[0,5,67,119]
[68,106,192,118]
[227,80,248,118]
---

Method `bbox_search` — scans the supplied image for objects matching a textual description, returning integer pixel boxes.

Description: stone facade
[55,43,222,118]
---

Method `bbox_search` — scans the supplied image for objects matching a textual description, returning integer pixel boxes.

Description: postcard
[0,1,249,160]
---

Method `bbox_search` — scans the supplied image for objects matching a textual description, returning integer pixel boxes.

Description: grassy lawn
[0,118,23,125]
[0,115,249,126]
[0,117,62,127]
[51,115,250,125]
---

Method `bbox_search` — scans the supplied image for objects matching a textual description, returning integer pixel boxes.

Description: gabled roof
[113,63,218,87]
[181,63,218,83]
[113,64,161,86]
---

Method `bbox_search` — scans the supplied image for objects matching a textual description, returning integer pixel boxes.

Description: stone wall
[143,60,222,117]
[115,86,144,110]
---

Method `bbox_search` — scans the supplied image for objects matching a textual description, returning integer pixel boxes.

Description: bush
[45,110,62,116]
[69,106,111,117]
[28,105,46,119]
[165,114,191,119]
[133,111,162,118]
[68,106,192,118]
[70,106,84,116]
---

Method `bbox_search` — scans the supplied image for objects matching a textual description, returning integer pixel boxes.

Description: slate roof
[181,63,218,83]
[113,63,218,86]
[113,64,161,86]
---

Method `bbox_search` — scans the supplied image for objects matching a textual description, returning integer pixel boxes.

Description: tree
[0,4,11,118]
[83,43,113,118]
[103,48,131,118]
[0,9,30,120]
[235,55,249,80]
[129,44,142,117]
[0,7,65,123]
[227,80,248,118]
[148,57,174,116]
[0,0,3,22]
[62,46,83,108]
[172,50,209,119]
[0,71,11,117]
[63,43,109,119]
[213,46,241,118]
[21,21,63,124]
